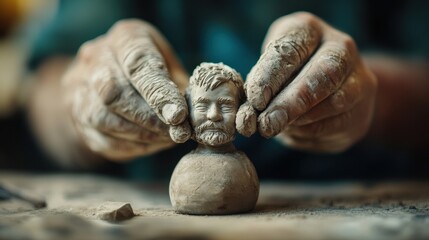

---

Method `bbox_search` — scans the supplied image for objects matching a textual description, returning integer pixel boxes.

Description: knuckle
[295,88,315,111]
[274,12,319,27]
[123,47,147,75]
[111,19,149,33]
[86,140,106,154]
[270,37,304,66]
[78,40,97,61]
[270,15,291,31]
[92,68,122,106]
[270,11,321,43]
[330,90,347,111]
[122,45,164,77]
[136,109,155,126]
[317,48,350,90]
[347,73,361,94]
[93,112,132,132]
[340,33,357,56]
[292,11,320,26]
[77,36,106,61]
[88,108,110,129]
[274,12,321,35]
[128,98,166,130]
[89,139,112,155]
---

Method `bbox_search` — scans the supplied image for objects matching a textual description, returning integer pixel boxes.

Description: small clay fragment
[97,202,135,222]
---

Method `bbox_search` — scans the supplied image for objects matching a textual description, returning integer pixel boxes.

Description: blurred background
[0,0,428,180]
[0,0,59,171]
[0,0,57,116]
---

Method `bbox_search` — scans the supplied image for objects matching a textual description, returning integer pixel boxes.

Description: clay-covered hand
[62,19,191,161]
[237,12,377,153]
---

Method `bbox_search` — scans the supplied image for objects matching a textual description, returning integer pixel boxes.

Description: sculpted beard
[194,122,235,146]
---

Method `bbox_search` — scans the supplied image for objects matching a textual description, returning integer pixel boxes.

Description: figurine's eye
[220,104,235,113]
[195,104,208,112]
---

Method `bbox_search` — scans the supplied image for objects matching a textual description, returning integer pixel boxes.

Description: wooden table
[1,171,428,239]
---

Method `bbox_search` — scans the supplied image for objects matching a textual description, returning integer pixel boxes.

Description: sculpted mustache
[195,122,230,134]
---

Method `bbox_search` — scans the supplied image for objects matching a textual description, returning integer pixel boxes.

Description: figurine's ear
[184,88,192,108]
[184,89,197,141]
[238,82,246,105]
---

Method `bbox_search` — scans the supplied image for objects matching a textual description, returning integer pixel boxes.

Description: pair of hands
[63,12,377,161]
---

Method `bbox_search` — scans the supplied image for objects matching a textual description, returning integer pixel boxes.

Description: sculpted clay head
[186,63,244,147]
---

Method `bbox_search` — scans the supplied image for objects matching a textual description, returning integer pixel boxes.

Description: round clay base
[169,151,259,215]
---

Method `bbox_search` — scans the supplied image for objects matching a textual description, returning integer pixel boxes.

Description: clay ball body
[169,151,259,215]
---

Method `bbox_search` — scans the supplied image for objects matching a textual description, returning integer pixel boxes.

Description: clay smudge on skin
[246,25,321,111]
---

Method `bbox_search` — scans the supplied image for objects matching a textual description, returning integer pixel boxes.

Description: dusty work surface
[1,172,428,240]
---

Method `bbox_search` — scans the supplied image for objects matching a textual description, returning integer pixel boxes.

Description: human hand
[62,19,191,161]
[237,12,377,153]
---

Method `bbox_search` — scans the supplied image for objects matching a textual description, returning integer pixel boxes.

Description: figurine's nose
[207,104,223,122]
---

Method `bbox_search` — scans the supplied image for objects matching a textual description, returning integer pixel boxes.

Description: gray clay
[169,62,259,215]
[170,150,259,215]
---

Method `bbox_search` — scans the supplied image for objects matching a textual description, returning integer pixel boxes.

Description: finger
[79,125,172,161]
[93,111,171,144]
[246,13,322,111]
[236,101,257,137]
[72,87,172,159]
[77,35,107,64]
[280,96,372,153]
[258,40,354,138]
[144,22,189,91]
[285,110,355,139]
[90,59,169,135]
[77,37,168,134]
[276,134,352,153]
[292,71,363,126]
[169,121,192,143]
[108,20,188,125]
[82,95,171,144]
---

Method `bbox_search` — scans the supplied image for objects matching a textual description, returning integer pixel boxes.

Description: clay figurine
[169,62,259,215]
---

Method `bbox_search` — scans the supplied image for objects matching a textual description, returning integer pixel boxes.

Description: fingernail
[259,110,287,138]
[162,104,186,125]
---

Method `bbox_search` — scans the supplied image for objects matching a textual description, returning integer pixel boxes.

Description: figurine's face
[189,82,239,146]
